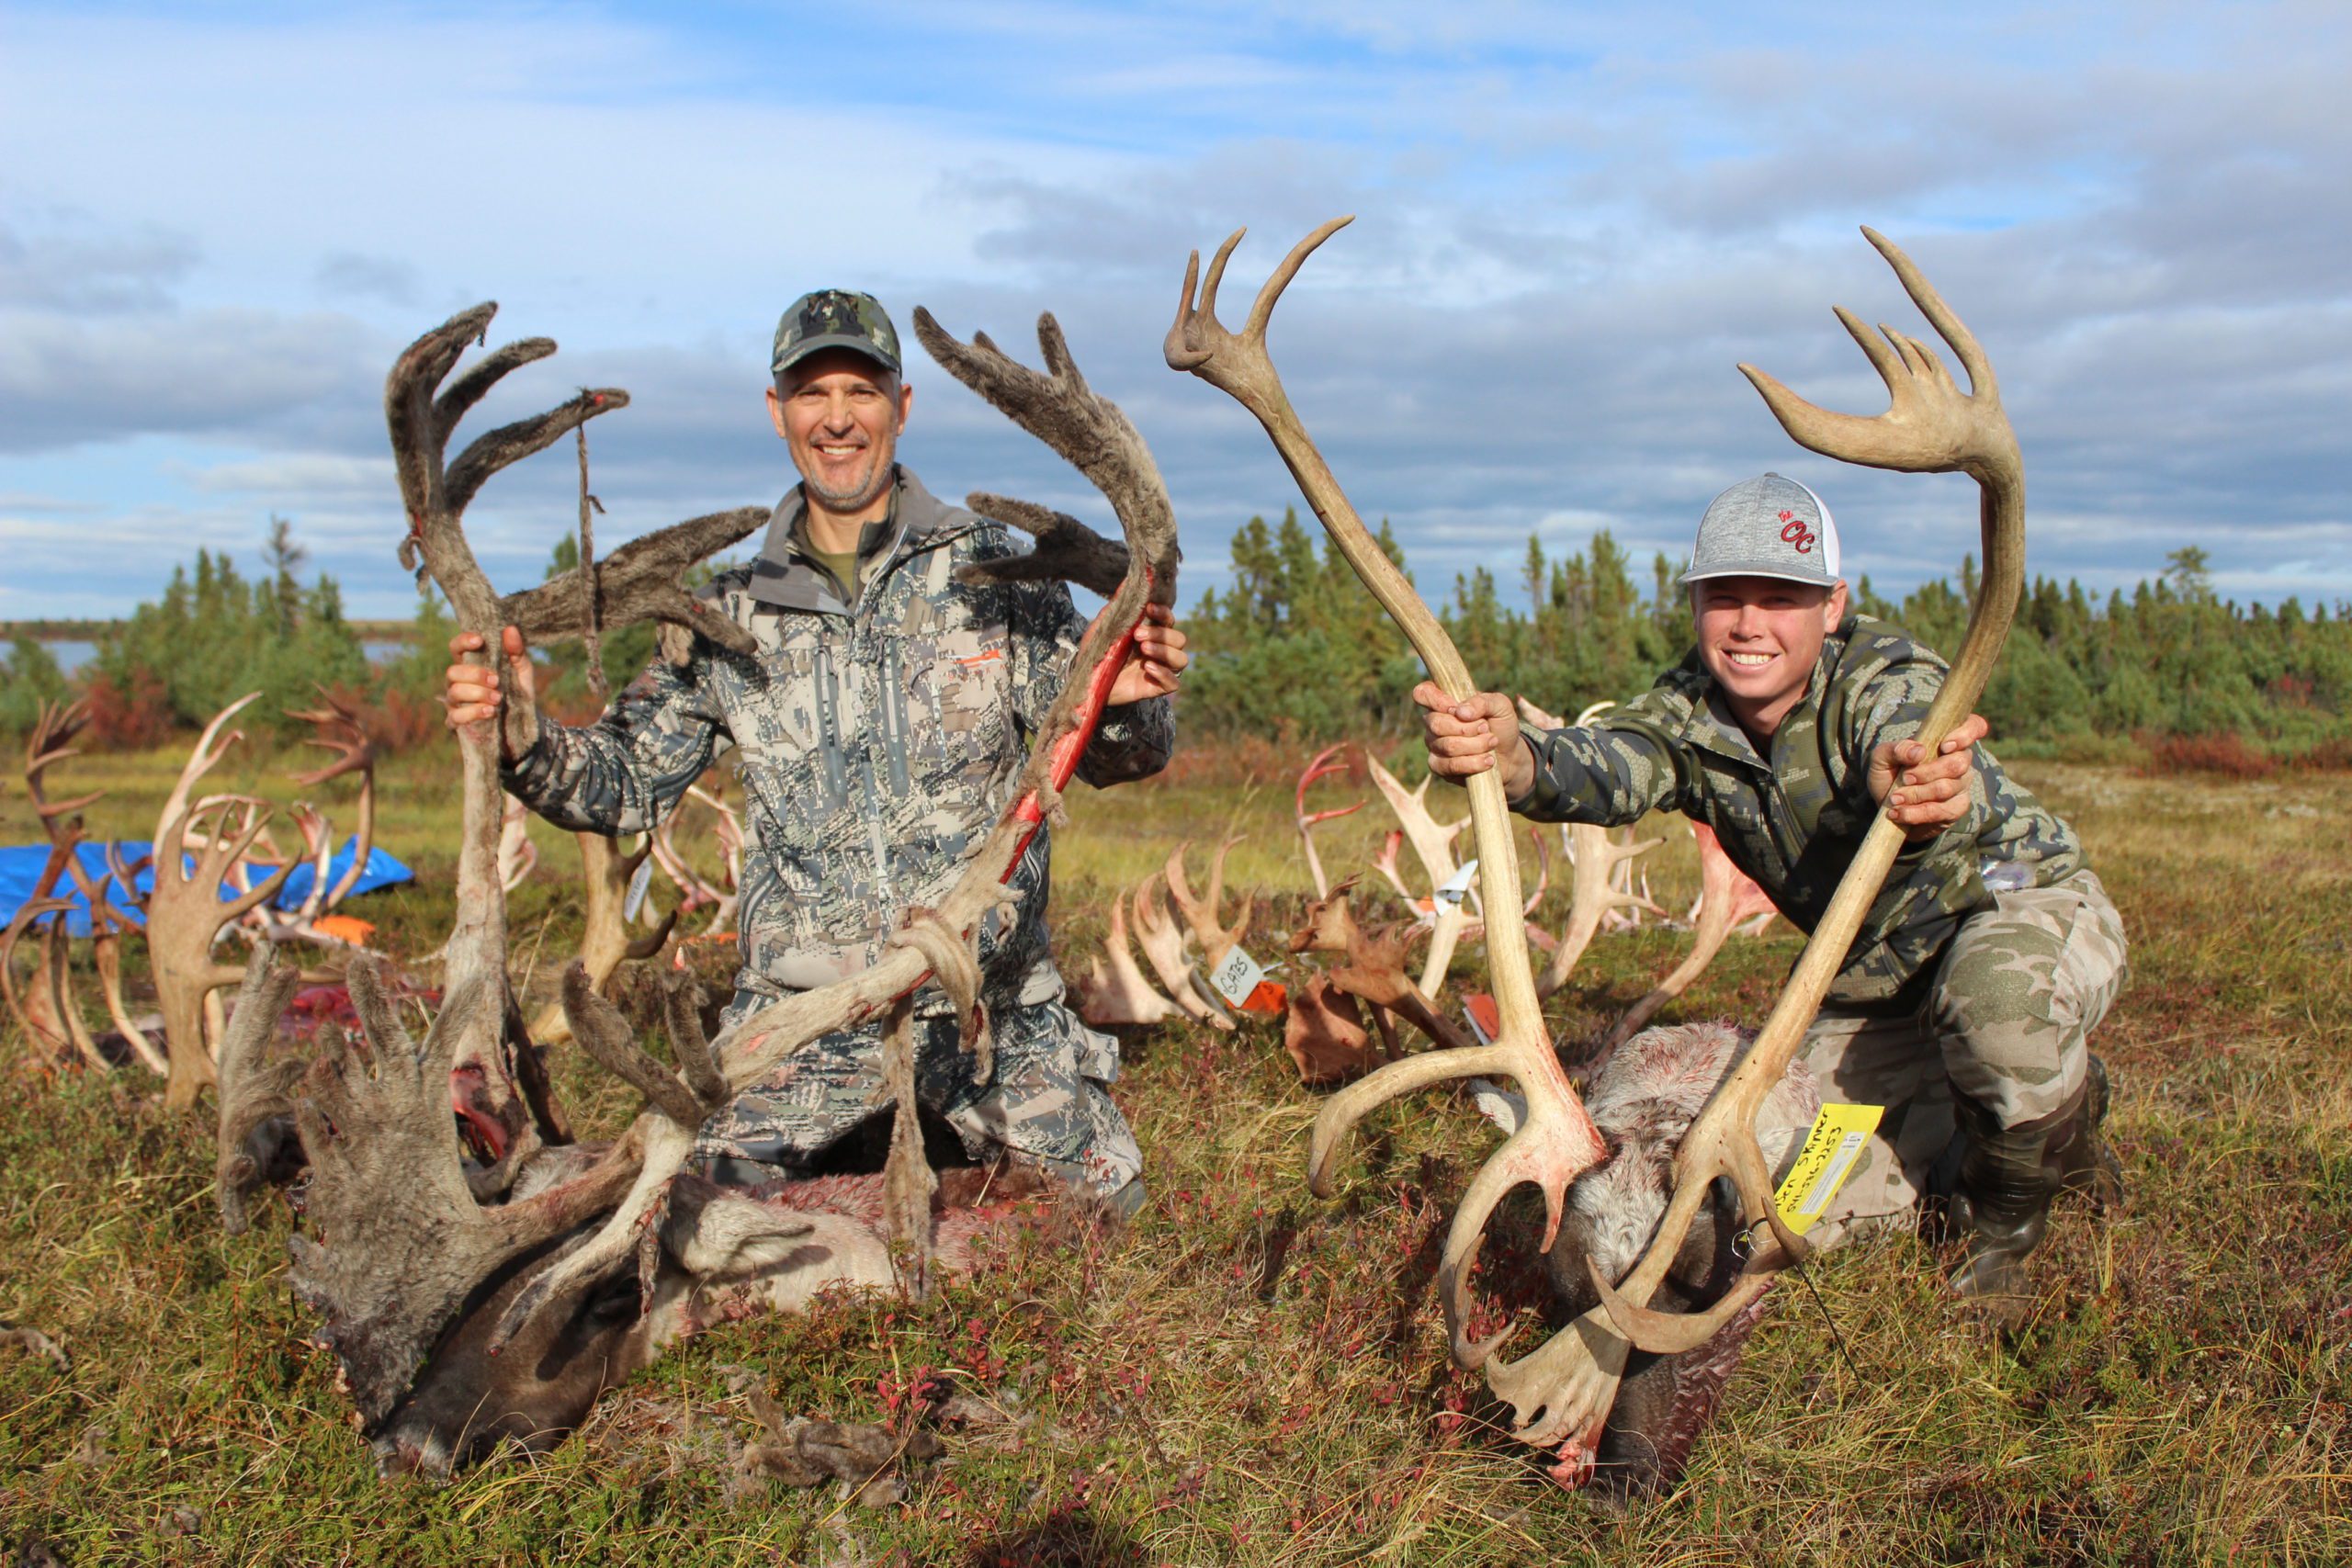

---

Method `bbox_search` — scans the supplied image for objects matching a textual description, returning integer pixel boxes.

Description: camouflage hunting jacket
[503,468,1173,1018]
[1510,615,2084,1004]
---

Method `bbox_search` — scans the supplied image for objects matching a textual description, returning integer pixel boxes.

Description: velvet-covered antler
[385,304,763,1123]
[471,309,1183,1357]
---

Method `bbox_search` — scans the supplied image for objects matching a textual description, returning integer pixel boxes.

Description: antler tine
[560,961,707,1130]
[1564,231,2025,1403]
[385,303,500,504]
[957,493,1132,601]
[444,388,630,521]
[909,310,1177,592]
[1174,222,1609,1440]
[1165,837,1250,967]
[25,698,106,826]
[661,968,730,1110]
[154,692,263,849]
[434,334,559,444]
[1246,216,1354,340]
[1295,742,1364,900]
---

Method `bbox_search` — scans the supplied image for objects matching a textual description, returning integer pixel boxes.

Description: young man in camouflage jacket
[1418,473,2126,1298]
[446,289,1189,1215]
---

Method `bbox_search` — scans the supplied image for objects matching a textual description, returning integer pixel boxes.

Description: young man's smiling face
[766,346,913,525]
[1691,573,1849,740]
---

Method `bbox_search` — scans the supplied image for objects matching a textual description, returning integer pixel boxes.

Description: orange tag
[311,914,376,947]
[1461,992,1500,1044]
[956,647,1005,669]
[1240,979,1287,1014]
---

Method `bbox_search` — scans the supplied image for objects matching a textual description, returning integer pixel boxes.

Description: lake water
[37,639,413,675]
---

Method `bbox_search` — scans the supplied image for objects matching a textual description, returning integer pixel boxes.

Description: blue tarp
[0,837,414,938]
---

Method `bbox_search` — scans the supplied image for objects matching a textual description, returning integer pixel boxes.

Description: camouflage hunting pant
[1796,868,2128,1250]
[693,990,1143,1201]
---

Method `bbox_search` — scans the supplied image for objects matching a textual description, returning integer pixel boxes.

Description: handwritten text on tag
[1771,1103,1884,1235]
[1207,944,1266,1009]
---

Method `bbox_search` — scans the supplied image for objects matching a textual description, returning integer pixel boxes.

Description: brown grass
[2,745,2347,1564]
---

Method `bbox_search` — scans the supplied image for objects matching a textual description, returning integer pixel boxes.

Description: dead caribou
[217,296,1181,1476]
[1168,219,2025,1488]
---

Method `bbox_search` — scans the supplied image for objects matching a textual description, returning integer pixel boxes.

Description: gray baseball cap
[771,288,902,379]
[1680,472,1843,588]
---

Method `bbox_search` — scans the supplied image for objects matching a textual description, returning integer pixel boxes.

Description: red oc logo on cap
[1777,508,1816,555]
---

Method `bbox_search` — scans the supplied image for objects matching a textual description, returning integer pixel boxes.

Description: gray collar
[744,468,978,612]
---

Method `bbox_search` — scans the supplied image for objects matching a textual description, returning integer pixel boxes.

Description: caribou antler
[1129,872,1230,1030]
[1164,837,1250,969]
[148,793,298,1108]
[1361,750,1478,997]
[1537,824,1664,997]
[1169,220,1612,1450]
[1295,743,1363,900]
[24,698,105,834]
[284,686,379,919]
[1072,890,1182,1028]
[527,830,677,1046]
[471,307,1183,1358]
[1,849,80,1069]
[1600,820,1779,1053]
[10,702,120,1072]
[1288,878,1479,1058]
[1537,229,2029,1446]
[387,303,765,1128]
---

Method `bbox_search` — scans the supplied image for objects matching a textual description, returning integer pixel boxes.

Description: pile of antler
[6,689,383,1105]
[1069,740,1557,1087]
[1167,220,2023,1483]
[1070,837,1256,1031]
[213,296,1183,1474]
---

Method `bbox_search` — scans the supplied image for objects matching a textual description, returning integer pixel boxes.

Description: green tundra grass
[2,740,2346,1566]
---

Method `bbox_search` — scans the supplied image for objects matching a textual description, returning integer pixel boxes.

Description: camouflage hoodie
[1510,615,2082,1004]
[503,468,1173,1017]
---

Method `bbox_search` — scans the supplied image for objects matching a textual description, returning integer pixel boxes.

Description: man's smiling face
[1691,573,1849,739]
[767,347,912,520]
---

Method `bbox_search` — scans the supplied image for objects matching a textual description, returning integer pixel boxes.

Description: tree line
[1182,510,2352,761]
[7,515,2347,766]
[0,522,658,748]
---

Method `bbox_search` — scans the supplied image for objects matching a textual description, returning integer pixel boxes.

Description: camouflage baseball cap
[771,288,901,379]
[1681,472,1844,588]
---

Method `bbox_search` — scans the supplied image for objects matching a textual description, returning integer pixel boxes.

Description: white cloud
[0,2,2344,621]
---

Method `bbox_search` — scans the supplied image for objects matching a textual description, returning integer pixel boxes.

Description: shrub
[2139,729,2276,779]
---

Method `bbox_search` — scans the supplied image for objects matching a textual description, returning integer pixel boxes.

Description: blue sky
[3,1,2346,623]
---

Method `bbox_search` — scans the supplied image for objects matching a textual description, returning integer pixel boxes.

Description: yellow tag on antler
[1772,1103,1884,1235]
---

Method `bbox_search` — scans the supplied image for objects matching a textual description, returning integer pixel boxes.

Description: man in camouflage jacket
[447,289,1188,1213]
[1419,473,2125,1299]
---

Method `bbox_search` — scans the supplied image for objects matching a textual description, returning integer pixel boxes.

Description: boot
[1947,1055,2122,1299]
